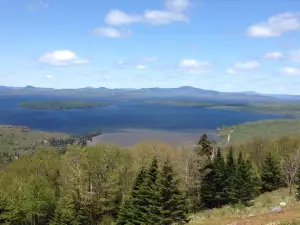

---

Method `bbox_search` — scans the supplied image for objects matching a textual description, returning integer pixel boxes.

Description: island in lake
[19,100,108,110]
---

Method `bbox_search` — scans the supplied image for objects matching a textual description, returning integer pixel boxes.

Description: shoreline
[90,128,219,147]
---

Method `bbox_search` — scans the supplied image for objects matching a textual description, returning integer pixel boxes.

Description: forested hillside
[1,130,300,224]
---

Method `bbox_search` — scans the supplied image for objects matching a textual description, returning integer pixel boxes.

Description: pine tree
[235,152,254,205]
[261,152,283,193]
[212,148,226,207]
[157,159,189,225]
[223,146,237,205]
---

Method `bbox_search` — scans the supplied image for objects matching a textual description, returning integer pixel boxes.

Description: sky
[1,0,300,94]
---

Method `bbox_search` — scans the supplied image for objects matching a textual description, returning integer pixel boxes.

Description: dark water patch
[0,95,292,135]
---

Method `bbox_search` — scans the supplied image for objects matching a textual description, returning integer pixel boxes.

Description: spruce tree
[235,152,254,205]
[50,192,80,225]
[199,161,216,208]
[157,159,189,225]
[212,148,226,207]
[197,133,213,158]
[260,152,283,193]
[116,167,147,225]
[117,157,160,225]
[223,146,237,205]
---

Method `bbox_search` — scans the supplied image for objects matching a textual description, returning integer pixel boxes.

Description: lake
[0,95,291,146]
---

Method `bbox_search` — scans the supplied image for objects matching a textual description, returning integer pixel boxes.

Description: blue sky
[1,0,300,94]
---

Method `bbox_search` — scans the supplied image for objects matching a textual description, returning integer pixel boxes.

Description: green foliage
[261,152,284,193]
[223,146,237,205]
[235,152,256,205]
[212,148,226,207]
[295,167,300,201]
[50,192,80,225]
[19,100,108,110]
[117,157,189,225]
[196,133,214,159]
[157,158,189,225]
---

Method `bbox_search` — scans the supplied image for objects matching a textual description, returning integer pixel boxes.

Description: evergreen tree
[246,159,261,198]
[212,148,226,207]
[235,152,255,205]
[117,157,160,225]
[260,152,283,193]
[223,146,237,205]
[199,161,216,208]
[116,167,147,225]
[50,192,80,225]
[157,159,189,225]
[197,133,213,159]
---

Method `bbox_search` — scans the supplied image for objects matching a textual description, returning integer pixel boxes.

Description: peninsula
[19,100,108,110]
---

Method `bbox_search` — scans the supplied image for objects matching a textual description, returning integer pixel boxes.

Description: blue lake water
[0,95,292,135]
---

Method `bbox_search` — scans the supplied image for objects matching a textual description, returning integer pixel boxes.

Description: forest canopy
[19,100,108,110]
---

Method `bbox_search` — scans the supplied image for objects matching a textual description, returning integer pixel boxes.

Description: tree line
[1,133,300,224]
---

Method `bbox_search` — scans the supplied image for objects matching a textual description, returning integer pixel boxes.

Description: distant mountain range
[0,85,299,102]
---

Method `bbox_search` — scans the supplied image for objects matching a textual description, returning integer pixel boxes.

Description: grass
[217,119,300,144]
[144,100,300,117]
[0,125,70,156]
[19,100,108,110]
[188,188,300,225]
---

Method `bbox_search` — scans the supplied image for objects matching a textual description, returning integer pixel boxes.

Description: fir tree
[197,133,213,159]
[117,157,160,225]
[116,167,147,225]
[235,152,255,205]
[223,146,237,205]
[50,192,80,225]
[199,161,216,208]
[260,152,283,193]
[212,148,226,207]
[157,159,189,225]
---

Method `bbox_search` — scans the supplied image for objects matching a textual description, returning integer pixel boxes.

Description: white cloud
[136,64,147,70]
[246,12,300,37]
[179,59,212,74]
[280,67,300,76]
[45,75,54,79]
[227,61,260,75]
[39,50,89,66]
[104,0,191,26]
[93,27,132,38]
[105,10,142,26]
[264,51,283,60]
[165,0,191,12]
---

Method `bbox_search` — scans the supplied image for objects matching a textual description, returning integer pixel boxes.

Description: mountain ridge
[0,85,299,101]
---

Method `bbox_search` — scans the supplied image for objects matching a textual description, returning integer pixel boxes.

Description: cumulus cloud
[227,61,260,75]
[264,51,283,60]
[104,0,191,26]
[93,27,132,38]
[39,50,89,66]
[280,67,300,76]
[136,64,147,70]
[179,59,212,74]
[246,12,300,37]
